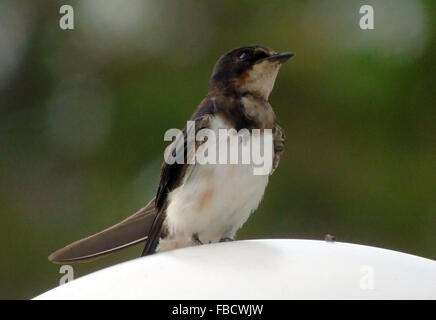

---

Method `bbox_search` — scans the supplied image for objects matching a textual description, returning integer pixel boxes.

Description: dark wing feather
[49,197,157,263]
[141,113,213,256]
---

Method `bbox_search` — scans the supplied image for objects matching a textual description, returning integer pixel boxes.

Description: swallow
[49,46,293,263]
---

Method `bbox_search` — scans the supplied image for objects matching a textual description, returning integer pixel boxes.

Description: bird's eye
[239,52,250,60]
[255,52,269,60]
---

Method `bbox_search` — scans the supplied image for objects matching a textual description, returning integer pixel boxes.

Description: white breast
[157,116,270,252]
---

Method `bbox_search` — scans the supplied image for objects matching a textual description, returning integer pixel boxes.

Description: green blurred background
[0,0,435,299]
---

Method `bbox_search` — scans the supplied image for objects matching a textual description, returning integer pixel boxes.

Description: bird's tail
[48,198,157,264]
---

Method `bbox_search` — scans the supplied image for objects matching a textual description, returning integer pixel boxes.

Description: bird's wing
[271,123,285,174]
[48,197,157,264]
[141,113,213,256]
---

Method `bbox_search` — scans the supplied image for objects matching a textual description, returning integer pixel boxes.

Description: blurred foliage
[0,0,435,299]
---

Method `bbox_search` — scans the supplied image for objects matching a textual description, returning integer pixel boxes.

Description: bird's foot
[192,233,203,245]
[219,237,234,242]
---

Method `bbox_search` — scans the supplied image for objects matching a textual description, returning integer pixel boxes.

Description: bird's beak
[265,52,295,63]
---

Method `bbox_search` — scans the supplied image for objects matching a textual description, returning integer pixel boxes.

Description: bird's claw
[192,233,203,245]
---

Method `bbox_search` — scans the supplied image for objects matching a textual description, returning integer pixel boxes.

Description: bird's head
[210,46,294,99]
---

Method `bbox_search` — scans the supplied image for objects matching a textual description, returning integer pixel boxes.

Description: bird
[49,45,294,263]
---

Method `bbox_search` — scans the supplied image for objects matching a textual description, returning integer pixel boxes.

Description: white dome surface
[34,239,436,300]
